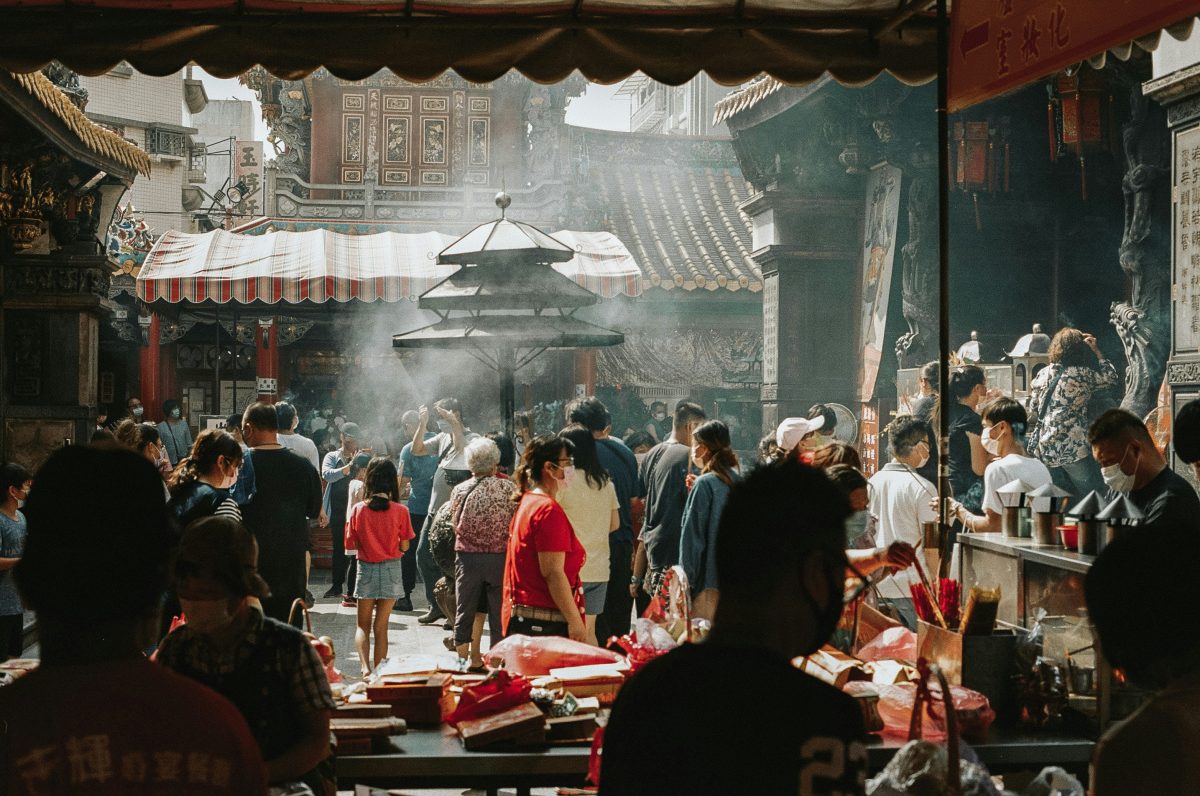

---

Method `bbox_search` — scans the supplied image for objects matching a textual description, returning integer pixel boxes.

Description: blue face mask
[844,510,873,545]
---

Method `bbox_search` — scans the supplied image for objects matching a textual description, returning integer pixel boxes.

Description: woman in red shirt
[346,457,415,675]
[502,435,587,642]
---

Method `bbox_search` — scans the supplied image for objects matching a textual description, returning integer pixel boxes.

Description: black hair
[716,460,850,606]
[1088,408,1153,447]
[1176,399,1200,464]
[673,401,707,429]
[650,400,667,413]
[623,430,655,452]
[16,446,174,624]
[807,404,838,434]
[513,411,534,436]
[920,360,939,385]
[948,365,986,400]
[559,424,609,490]
[487,432,516,474]
[90,428,116,444]
[365,456,400,511]
[162,398,181,416]
[168,429,243,496]
[242,401,278,432]
[758,433,780,462]
[692,419,739,486]
[825,463,868,495]
[516,434,574,497]
[885,414,930,458]
[0,462,32,498]
[435,397,463,419]
[981,396,1027,439]
[808,443,863,472]
[225,414,242,431]
[567,396,609,434]
[274,401,297,429]
[1087,526,1200,688]
[134,422,161,454]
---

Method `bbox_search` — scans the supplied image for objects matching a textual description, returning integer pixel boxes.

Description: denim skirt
[355,558,404,600]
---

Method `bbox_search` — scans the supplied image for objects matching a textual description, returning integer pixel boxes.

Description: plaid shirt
[157,606,334,760]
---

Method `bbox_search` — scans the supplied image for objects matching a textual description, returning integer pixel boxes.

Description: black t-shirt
[947,402,983,499]
[241,448,322,623]
[1131,467,1200,532]
[597,437,642,544]
[638,441,690,570]
[601,643,867,795]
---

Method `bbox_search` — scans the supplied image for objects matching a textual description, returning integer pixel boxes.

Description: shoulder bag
[1026,365,1066,459]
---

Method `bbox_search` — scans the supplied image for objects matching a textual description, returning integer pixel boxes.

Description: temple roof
[6,71,151,177]
[575,129,760,293]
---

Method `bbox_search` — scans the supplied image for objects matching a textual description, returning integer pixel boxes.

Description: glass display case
[896,363,1017,414]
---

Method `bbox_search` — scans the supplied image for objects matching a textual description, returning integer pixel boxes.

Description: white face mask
[131,407,144,418]
[981,425,1001,456]
[180,597,236,634]
[1101,446,1137,494]
[557,464,577,489]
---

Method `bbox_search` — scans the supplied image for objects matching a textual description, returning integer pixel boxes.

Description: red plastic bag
[487,633,624,676]
[444,669,533,727]
[856,626,917,665]
[875,682,996,742]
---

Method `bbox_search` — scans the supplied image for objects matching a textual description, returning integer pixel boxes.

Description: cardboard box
[458,702,547,750]
[366,673,453,725]
[794,646,871,688]
[917,620,1018,719]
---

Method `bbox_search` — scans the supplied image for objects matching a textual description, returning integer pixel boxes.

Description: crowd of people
[7,336,1200,792]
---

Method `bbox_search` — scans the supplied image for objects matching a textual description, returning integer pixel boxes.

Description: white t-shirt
[279,431,321,472]
[426,428,481,515]
[556,477,618,583]
[981,453,1053,516]
[344,478,365,557]
[868,462,938,598]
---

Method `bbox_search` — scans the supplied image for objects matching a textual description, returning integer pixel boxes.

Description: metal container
[1077,518,1100,555]
[1033,511,1061,545]
[1002,506,1021,537]
[1017,506,1033,538]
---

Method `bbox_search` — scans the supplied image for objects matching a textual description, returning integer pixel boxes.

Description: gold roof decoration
[10,70,151,177]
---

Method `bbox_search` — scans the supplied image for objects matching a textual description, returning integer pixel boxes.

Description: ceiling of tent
[0,1,939,87]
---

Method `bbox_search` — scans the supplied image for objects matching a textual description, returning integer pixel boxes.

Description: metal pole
[214,305,222,416]
[937,0,952,534]
[500,346,516,441]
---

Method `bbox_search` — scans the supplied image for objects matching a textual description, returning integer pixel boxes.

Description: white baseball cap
[776,416,825,451]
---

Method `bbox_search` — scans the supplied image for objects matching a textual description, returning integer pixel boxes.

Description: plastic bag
[487,633,624,676]
[866,740,1001,796]
[612,618,678,672]
[444,669,532,727]
[857,626,917,665]
[875,682,996,742]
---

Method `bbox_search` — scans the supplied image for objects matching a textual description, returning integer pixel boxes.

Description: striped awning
[137,227,641,309]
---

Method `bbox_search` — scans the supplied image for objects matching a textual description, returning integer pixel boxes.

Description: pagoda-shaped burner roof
[419,262,599,311]
[438,194,575,267]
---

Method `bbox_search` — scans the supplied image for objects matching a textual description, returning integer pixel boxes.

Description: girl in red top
[502,435,587,642]
[345,457,414,675]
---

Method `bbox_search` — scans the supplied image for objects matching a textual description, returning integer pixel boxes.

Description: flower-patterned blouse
[1026,360,1119,468]
[450,474,517,554]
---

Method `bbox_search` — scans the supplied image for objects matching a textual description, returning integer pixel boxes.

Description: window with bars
[144,126,188,157]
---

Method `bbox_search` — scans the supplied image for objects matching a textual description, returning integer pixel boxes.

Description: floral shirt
[451,475,517,554]
[1027,360,1119,468]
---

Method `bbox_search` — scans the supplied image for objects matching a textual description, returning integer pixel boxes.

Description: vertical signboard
[858,163,902,402]
[1174,125,1200,355]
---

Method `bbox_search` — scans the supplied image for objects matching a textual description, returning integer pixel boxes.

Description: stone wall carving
[1168,361,1200,384]
[1113,87,1171,417]
[6,262,109,298]
[895,173,937,368]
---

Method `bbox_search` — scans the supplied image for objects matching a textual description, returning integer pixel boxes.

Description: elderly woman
[449,437,517,669]
[1026,328,1118,496]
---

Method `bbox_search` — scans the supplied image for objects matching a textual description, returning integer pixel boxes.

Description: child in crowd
[0,463,31,659]
[345,457,414,675]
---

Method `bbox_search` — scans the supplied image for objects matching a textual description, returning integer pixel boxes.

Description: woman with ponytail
[678,420,741,620]
[167,429,244,527]
[345,456,414,675]
[502,434,586,642]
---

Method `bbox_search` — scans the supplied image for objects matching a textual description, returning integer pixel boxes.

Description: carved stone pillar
[1112,88,1170,419]
[743,190,861,432]
[1145,64,1200,475]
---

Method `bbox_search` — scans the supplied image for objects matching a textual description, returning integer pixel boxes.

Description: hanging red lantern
[1047,69,1114,199]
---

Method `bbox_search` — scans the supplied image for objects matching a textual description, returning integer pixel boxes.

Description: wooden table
[338,724,1094,794]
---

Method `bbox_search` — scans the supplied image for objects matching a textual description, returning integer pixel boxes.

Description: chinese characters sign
[950,0,1198,113]
[859,163,902,402]
[1174,126,1200,354]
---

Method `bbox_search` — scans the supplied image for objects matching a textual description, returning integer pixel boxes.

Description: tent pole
[214,305,222,416]
[936,0,953,568]
[500,346,516,442]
